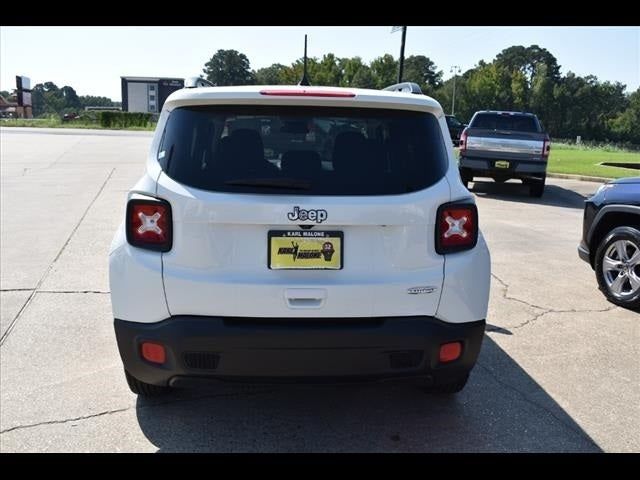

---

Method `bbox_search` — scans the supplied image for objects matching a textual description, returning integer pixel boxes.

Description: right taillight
[542,137,551,159]
[126,198,173,252]
[459,128,468,154]
[436,202,479,254]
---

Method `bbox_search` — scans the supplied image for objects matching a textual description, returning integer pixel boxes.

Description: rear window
[159,105,448,196]
[470,113,540,132]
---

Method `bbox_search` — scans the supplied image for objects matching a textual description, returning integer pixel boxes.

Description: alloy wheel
[602,239,640,299]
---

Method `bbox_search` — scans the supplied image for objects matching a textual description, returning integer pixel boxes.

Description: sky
[1,26,638,100]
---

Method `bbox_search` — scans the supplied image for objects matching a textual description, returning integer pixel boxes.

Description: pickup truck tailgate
[466,129,546,161]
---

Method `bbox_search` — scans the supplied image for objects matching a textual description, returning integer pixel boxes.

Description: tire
[528,175,546,198]
[125,370,171,396]
[423,373,469,394]
[594,226,640,310]
[459,169,472,189]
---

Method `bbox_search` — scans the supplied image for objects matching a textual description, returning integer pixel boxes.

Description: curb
[547,173,611,183]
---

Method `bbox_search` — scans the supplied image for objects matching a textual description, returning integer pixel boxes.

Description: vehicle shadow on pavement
[134,336,601,452]
[470,180,590,209]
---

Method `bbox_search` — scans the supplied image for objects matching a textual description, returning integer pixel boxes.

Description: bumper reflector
[439,342,462,363]
[141,342,166,364]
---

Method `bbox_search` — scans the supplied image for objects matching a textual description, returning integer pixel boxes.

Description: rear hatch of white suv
[155,95,452,318]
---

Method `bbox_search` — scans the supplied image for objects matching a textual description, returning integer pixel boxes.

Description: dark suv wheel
[594,226,640,310]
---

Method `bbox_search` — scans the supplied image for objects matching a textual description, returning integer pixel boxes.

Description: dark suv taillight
[126,198,173,252]
[435,202,478,254]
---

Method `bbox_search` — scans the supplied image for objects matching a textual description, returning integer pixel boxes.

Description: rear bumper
[114,316,486,387]
[459,156,547,178]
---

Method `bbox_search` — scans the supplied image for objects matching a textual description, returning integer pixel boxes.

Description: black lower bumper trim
[578,242,591,265]
[114,316,486,387]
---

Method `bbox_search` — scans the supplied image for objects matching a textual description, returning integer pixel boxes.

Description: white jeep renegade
[109,81,491,396]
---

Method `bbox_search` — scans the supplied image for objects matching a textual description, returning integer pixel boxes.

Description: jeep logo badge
[287,206,328,223]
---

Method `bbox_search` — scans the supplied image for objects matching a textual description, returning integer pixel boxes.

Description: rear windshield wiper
[224,178,312,190]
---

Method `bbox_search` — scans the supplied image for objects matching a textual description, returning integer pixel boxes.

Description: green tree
[495,45,561,85]
[313,53,343,86]
[402,55,442,95]
[608,88,640,143]
[351,65,377,89]
[61,86,81,110]
[255,63,288,85]
[339,57,366,87]
[279,57,320,85]
[79,95,117,108]
[511,70,528,111]
[530,64,555,125]
[203,49,256,86]
[370,54,398,89]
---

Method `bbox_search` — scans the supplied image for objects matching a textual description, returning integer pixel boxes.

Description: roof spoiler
[184,77,214,88]
[382,82,423,95]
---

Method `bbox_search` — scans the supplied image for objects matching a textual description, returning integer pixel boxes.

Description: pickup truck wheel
[459,169,472,189]
[594,226,640,310]
[423,373,469,394]
[528,177,546,198]
[125,370,171,396]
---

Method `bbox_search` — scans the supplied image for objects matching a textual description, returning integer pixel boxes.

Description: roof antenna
[299,34,311,86]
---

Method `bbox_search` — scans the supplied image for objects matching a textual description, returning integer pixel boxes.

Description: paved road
[1,127,638,452]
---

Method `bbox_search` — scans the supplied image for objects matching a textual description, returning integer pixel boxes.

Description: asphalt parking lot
[1,127,638,452]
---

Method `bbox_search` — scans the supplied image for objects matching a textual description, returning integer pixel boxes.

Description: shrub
[97,111,152,128]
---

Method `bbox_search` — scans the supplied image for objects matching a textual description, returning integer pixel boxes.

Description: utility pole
[391,26,407,83]
[450,65,461,115]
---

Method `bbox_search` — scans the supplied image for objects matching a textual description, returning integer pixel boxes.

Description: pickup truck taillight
[436,202,478,254]
[126,198,173,252]
[542,138,551,159]
[459,129,468,154]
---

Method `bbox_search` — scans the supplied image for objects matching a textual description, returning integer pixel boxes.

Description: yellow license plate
[495,160,510,169]
[269,230,343,270]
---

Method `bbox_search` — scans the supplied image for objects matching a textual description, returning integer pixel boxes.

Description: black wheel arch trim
[587,205,640,246]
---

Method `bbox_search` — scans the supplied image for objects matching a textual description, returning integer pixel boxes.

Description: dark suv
[445,115,466,146]
[578,177,640,310]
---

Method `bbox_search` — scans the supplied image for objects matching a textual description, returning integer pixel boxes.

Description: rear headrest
[332,131,369,172]
[281,150,322,177]
[226,128,265,166]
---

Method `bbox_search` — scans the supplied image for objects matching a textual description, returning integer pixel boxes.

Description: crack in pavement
[475,362,600,450]
[1,289,110,294]
[0,407,132,434]
[0,388,276,435]
[490,273,617,330]
[38,290,110,294]
[0,168,116,347]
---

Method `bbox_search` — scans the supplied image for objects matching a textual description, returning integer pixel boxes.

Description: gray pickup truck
[458,111,551,197]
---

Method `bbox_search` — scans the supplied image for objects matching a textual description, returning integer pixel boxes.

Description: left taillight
[126,198,173,252]
[435,202,478,255]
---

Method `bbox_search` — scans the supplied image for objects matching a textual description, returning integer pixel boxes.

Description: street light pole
[450,65,461,115]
